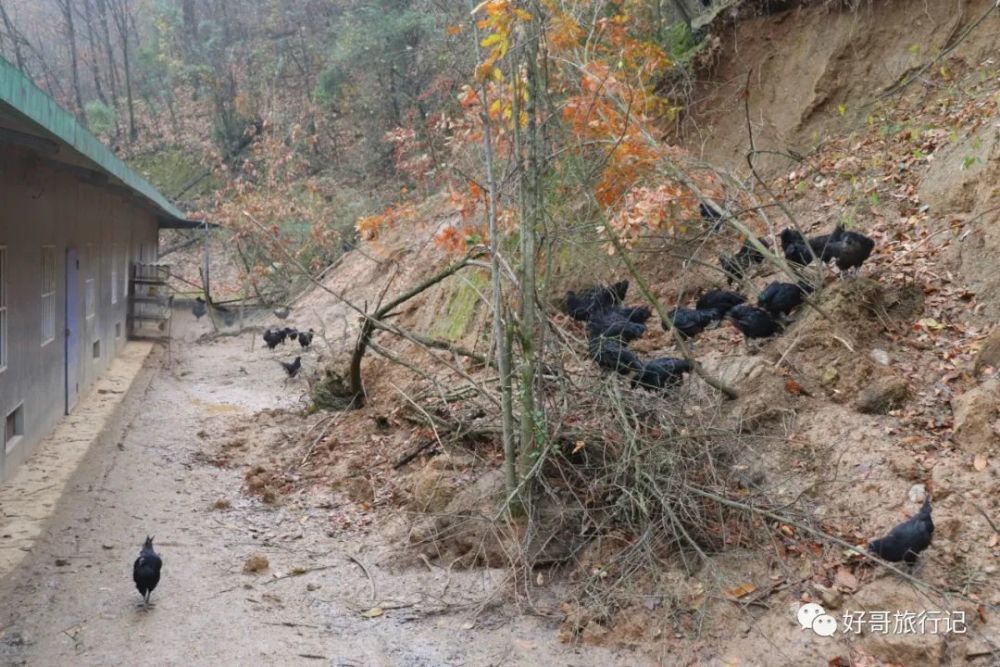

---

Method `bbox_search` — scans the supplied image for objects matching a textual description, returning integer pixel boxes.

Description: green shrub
[84,101,116,136]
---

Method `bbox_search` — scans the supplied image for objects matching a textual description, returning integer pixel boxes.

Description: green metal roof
[0,56,192,226]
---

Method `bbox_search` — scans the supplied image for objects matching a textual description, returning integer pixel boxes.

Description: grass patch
[429,270,488,342]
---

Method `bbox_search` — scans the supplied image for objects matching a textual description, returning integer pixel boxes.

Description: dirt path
[0,313,641,667]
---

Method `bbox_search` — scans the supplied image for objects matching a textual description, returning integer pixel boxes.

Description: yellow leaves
[474,62,503,83]
[474,1,532,84]
[917,317,945,332]
[480,33,503,48]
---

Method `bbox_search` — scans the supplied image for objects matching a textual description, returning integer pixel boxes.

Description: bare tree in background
[95,0,122,135]
[81,0,109,107]
[54,0,85,120]
[0,1,27,73]
[107,0,136,140]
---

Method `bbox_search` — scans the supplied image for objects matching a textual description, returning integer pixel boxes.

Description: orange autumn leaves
[365,1,707,255]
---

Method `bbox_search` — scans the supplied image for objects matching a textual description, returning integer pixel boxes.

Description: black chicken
[632,357,692,391]
[781,229,813,266]
[588,338,640,375]
[563,280,629,321]
[696,289,746,320]
[587,309,647,343]
[757,281,813,318]
[192,297,206,320]
[718,253,746,285]
[280,356,302,378]
[617,305,653,325]
[737,236,770,264]
[298,329,315,348]
[133,536,162,607]
[780,227,838,265]
[868,498,934,564]
[783,240,814,266]
[727,304,782,339]
[663,308,716,339]
[828,229,875,274]
[262,327,286,350]
[718,237,770,284]
[807,228,841,262]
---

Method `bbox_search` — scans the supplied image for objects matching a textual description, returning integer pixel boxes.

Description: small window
[5,404,23,454]
[41,246,56,345]
[0,246,6,370]
[92,339,101,360]
[115,322,122,339]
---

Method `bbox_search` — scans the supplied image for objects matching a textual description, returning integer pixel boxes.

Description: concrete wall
[0,146,158,483]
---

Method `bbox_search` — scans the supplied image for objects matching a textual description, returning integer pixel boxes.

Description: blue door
[65,247,80,414]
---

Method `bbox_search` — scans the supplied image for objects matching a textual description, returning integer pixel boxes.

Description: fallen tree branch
[349,248,489,406]
[241,211,491,408]
[262,564,337,585]
[346,553,377,605]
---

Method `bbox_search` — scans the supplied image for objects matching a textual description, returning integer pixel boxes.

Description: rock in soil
[973,327,1000,374]
[950,378,1000,454]
[243,553,270,574]
[854,376,909,414]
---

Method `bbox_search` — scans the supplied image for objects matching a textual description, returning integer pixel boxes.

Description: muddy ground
[0,311,640,667]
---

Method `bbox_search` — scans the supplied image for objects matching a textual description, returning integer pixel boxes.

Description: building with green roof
[0,56,194,482]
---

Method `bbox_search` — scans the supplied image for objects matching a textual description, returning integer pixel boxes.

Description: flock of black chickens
[565,280,693,391]
[262,325,315,378]
[561,220,935,565]
[564,222,877,396]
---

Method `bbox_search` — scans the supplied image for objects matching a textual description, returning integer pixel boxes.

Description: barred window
[111,243,118,305]
[85,243,96,320]
[41,246,56,345]
[0,246,7,369]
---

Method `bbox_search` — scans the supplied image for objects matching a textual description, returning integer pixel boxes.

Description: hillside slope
[204,2,1000,665]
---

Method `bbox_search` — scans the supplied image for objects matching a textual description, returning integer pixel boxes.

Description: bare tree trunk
[55,0,85,120]
[109,0,136,141]
[181,0,197,43]
[82,0,109,106]
[471,0,517,503]
[514,19,543,484]
[0,1,26,73]
[96,0,122,136]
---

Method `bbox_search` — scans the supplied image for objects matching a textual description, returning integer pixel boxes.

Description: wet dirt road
[0,315,642,667]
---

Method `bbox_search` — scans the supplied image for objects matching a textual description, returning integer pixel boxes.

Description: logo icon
[797,603,838,637]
